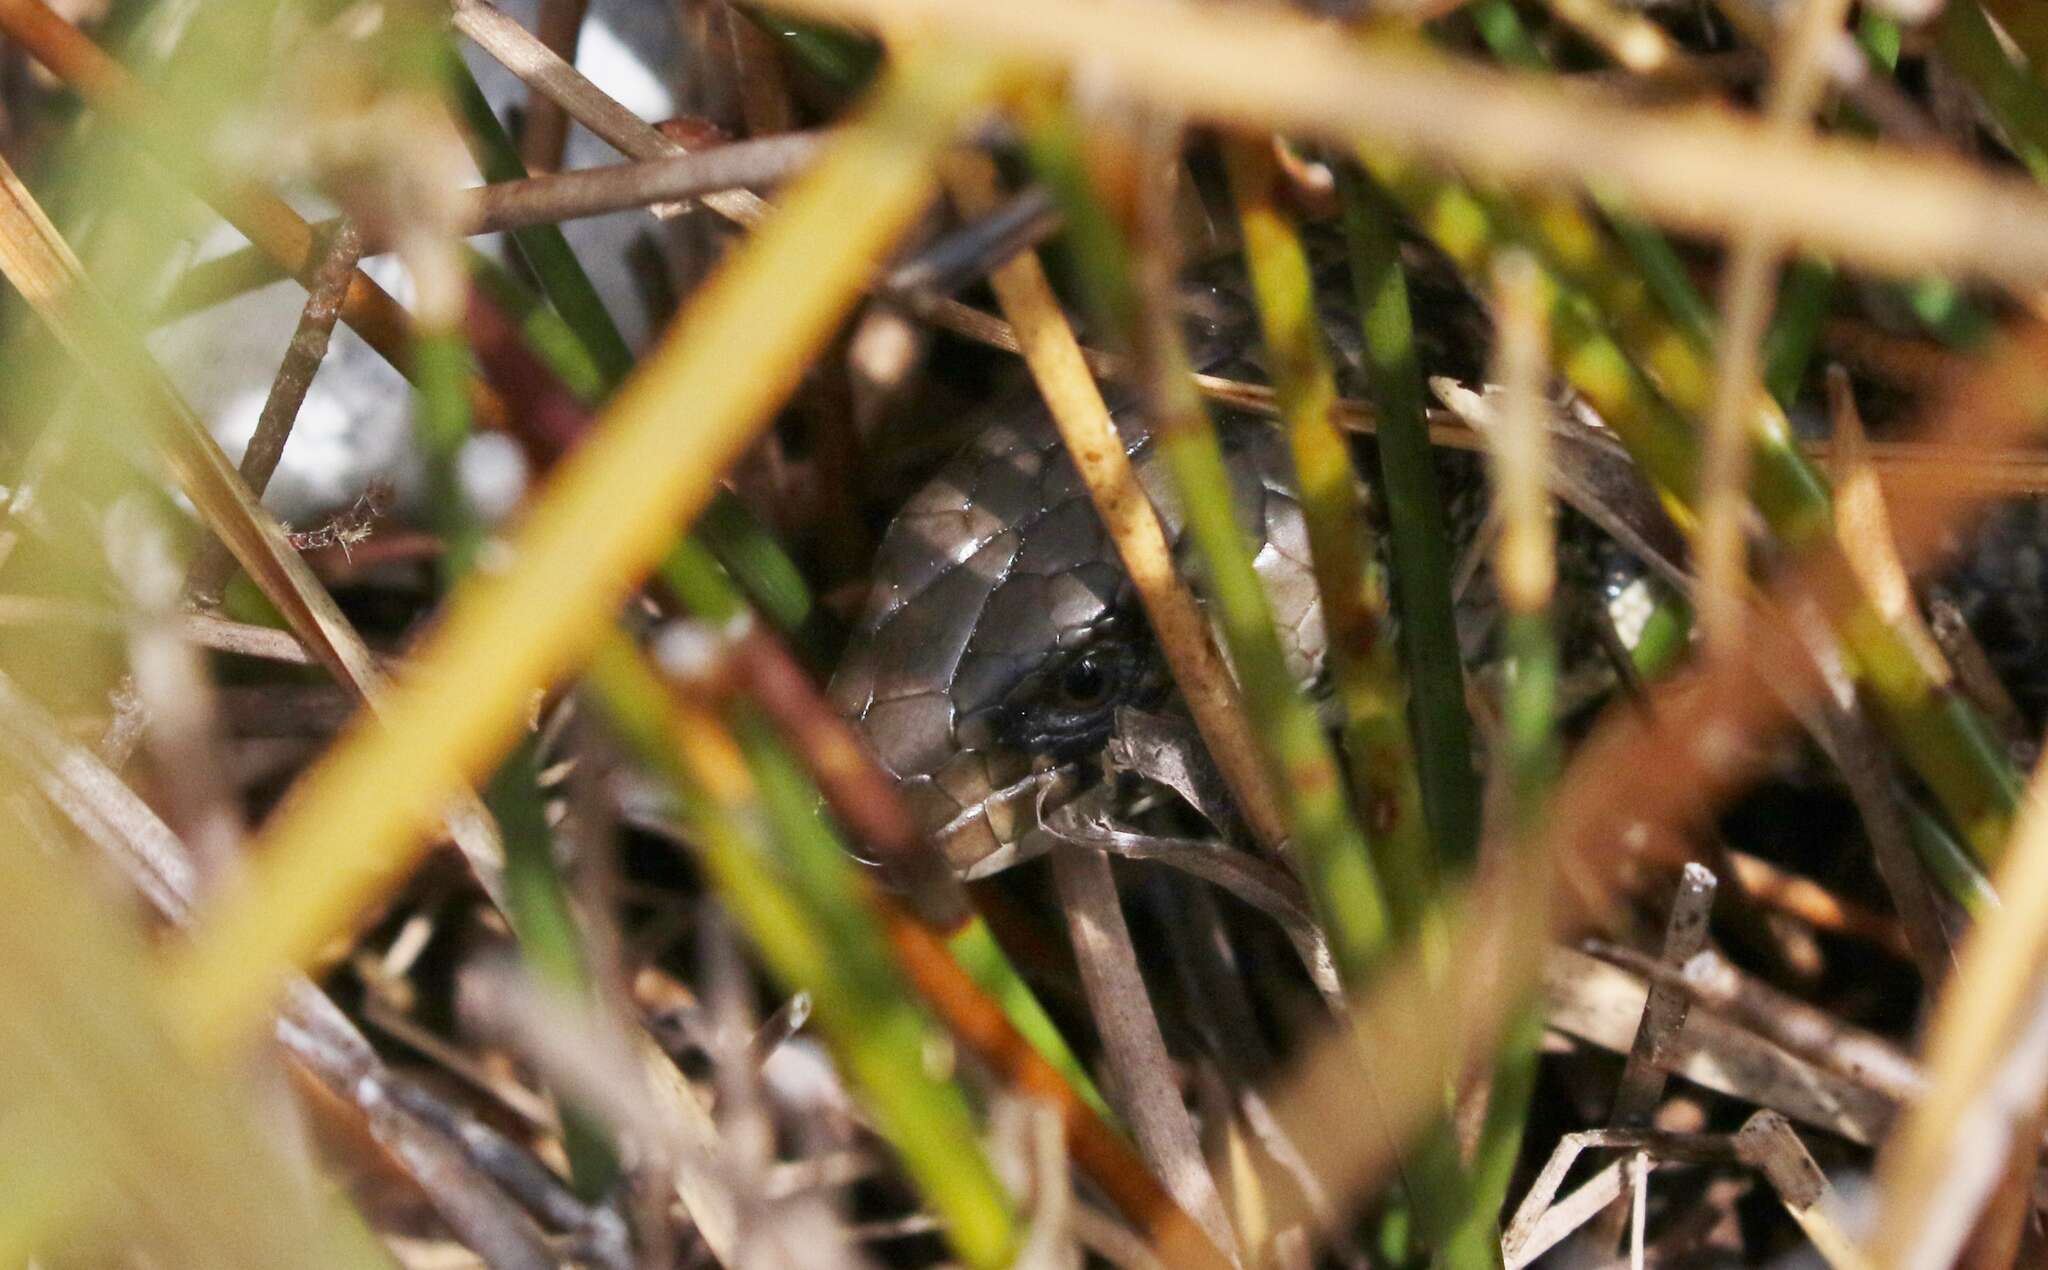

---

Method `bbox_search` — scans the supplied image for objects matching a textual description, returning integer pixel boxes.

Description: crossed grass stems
[2,0,2048,1265]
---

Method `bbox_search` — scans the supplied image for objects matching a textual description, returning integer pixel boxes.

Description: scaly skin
[830,261,2046,878]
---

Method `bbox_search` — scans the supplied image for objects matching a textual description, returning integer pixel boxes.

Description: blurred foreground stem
[449,56,815,635]
[159,42,1003,1062]
[1440,253,1558,1268]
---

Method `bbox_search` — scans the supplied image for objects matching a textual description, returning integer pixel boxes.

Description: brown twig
[186,219,364,608]
[519,0,588,174]
[1546,945,1896,1142]
[1051,847,1240,1262]
[165,132,823,307]
[471,132,822,231]
[1721,850,1915,961]
[450,0,767,226]
[1582,863,1717,1253]
[1732,1111,1870,1270]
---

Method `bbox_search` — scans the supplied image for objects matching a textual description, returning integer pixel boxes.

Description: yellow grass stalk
[157,50,1005,1061]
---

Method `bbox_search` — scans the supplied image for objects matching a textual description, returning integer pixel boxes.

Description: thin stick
[187,219,363,607]
[1734,1112,1872,1270]
[1590,943,1924,1104]
[450,0,767,225]
[520,0,588,173]
[1610,865,1718,1126]
[1585,863,1716,1252]
[1052,848,1240,1262]
[1505,1128,1744,1267]
[1722,850,1913,959]
[469,133,823,232]
[1547,947,1895,1143]
[1506,1159,1626,1268]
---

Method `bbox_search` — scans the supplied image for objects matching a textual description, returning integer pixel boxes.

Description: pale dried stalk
[1546,947,1894,1144]
[1052,848,1240,1263]
[1507,1159,1628,1268]
[1488,251,1554,618]
[940,150,1287,854]
[1504,1129,1738,1267]
[1696,0,1854,654]
[771,0,2048,283]
[1547,0,1698,75]
[1591,943,1925,1103]
[1735,1112,1872,1270]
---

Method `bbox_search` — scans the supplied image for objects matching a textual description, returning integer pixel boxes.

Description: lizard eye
[1056,653,1113,710]
[987,636,1158,761]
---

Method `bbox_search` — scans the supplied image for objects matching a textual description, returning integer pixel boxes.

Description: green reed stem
[1227,139,1440,938]
[488,738,620,1197]
[1457,609,1561,1246]
[412,220,624,1194]
[1465,0,1715,346]
[1762,258,1837,408]
[741,6,881,93]
[451,65,636,383]
[1336,166,1482,874]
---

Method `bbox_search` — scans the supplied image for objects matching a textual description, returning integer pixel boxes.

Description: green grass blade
[1337,166,1482,873]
